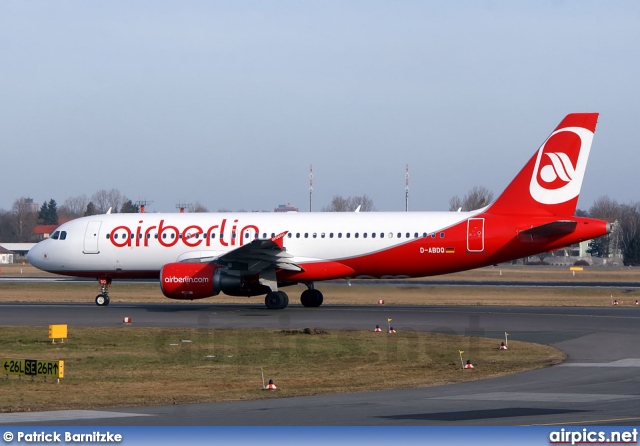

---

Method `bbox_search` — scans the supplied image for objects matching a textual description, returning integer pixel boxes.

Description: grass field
[1,264,640,307]
[0,326,563,413]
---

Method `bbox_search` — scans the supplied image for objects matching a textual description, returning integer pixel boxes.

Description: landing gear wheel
[300,289,323,307]
[95,293,110,306]
[265,291,289,309]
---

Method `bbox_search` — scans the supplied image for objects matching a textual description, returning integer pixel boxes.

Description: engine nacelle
[160,262,244,300]
[160,263,217,300]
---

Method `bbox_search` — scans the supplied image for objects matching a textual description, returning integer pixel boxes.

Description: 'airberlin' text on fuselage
[109,219,260,248]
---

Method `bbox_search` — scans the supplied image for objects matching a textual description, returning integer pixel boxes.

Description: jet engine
[160,262,246,300]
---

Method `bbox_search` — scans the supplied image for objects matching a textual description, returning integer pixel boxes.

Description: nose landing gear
[95,277,111,306]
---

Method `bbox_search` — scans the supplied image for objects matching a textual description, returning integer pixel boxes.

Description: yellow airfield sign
[2,358,64,378]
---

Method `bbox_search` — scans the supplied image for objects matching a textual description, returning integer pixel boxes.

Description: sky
[1,1,639,213]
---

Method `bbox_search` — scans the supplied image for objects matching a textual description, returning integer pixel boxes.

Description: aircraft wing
[209,231,302,274]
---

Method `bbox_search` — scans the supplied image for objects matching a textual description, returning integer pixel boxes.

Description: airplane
[28,113,610,309]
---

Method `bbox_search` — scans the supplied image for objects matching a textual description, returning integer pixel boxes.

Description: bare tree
[586,196,621,258]
[11,197,38,242]
[58,194,89,220]
[191,201,209,213]
[322,195,350,212]
[322,195,375,212]
[589,196,620,220]
[348,195,375,212]
[463,186,494,211]
[449,186,494,212]
[617,203,640,258]
[449,196,463,211]
[91,189,126,214]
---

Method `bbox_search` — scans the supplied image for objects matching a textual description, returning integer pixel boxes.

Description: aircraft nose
[27,242,47,269]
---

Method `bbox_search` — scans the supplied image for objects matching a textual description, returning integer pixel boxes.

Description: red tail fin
[488,113,599,216]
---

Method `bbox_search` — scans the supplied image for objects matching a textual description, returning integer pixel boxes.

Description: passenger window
[397,232,401,238]
[330,233,334,238]
[114,234,119,240]
[363,233,367,238]
[380,233,385,238]
[406,232,410,238]
[313,233,317,238]
[440,232,445,238]
[296,233,300,238]
[372,233,376,238]
[147,234,151,239]
[355,233,359,238]
[287,233,292,238]
[162,233,166,239]
[106,234,110,239]
[321,233,325,238]
[423,232,427,238]
[431,233,436,238]
[263,233,267,238]
[154,234,158,239]
[171,234,175,239]
[414,232,419,238]
[304,233,308,238]
[338,233,342,238]
[346,233,350,238]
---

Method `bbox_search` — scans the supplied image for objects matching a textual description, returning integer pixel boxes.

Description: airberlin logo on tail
[529,126,594,205]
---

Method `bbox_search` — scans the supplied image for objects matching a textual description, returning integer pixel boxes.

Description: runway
[1,303,639,426]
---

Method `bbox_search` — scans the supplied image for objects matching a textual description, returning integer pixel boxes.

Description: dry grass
[0,326,563,413]
[1,264,640,306]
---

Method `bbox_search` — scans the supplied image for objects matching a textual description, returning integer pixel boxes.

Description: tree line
[0,189,141,243]
[2,188,639,266]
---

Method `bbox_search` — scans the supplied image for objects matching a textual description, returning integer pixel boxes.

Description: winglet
[270,231,288,249]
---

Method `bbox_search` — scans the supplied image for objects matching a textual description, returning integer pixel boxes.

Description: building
[0,243,35,262]
[31,225,60,242]
[274,203,298,213]
[0,246,14,264]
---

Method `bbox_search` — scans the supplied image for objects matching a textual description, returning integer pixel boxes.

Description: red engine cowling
[160,263,219,300]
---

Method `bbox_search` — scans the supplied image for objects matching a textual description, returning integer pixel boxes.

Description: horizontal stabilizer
[520,220,577,236]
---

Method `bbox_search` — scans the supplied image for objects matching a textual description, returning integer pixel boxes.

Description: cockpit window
[51,231,60,240]
[60,231,67,240]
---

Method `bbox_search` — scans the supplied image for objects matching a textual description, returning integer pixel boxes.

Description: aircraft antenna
[405,164,409,212]
[309,164,313,212]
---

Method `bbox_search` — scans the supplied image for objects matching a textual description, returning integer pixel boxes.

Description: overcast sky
[1,2,639,213]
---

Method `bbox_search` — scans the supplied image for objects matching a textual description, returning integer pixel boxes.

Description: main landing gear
[264,287,324,309]
[300,288,323,307]
[95,277,111,306]
[265,291,289,310]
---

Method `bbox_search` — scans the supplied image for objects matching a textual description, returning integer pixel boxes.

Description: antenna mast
[309,164,313,212]
[176,201,188,213]
[405,164,409,212]
[135,199,153,213]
